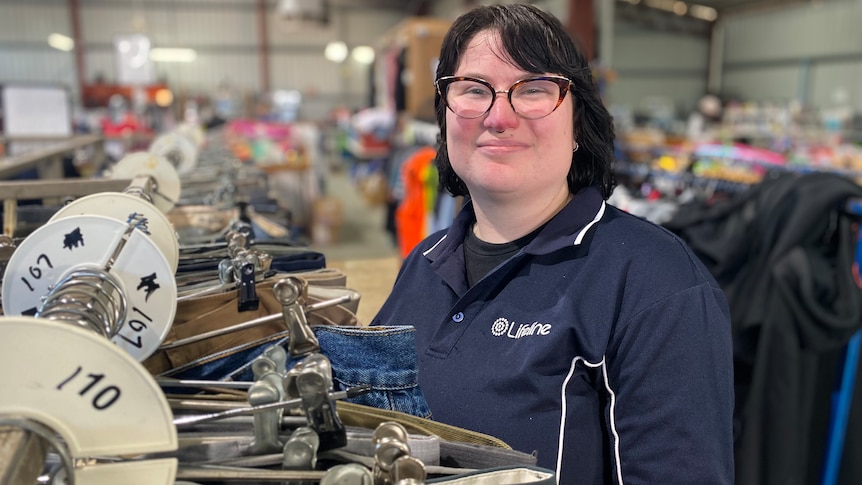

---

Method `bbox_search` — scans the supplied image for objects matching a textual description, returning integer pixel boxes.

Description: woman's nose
[483,92,519,132]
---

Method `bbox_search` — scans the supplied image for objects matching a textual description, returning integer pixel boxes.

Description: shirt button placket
[452,312,464,323]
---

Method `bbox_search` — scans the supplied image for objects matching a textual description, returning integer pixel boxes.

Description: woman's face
[445,30,575,203]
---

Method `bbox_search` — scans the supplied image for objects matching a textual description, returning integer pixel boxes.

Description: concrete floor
[308,164,398,262]
[308,164,401,325]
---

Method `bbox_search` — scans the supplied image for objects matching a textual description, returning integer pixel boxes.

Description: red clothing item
[101,113,149,137]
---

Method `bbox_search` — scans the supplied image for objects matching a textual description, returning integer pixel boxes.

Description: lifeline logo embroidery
[491,317,552,339]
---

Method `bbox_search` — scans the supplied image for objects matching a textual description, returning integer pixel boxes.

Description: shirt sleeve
[604,282,734,484]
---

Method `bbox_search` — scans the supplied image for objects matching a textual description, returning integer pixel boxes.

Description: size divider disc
[1,214,177,361]
[50,192,179,273]
[175,122,206,148]
[149,132,199,176]
[111,151,182,213]
[0,317,177,484]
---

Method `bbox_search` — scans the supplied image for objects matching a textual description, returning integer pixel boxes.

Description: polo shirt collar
[424,185,606,262]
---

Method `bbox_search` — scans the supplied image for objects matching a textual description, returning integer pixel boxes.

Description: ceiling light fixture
[149,48,197,63]
[48,33,75,52]
[324,41,348,63]
[351,45,375,65]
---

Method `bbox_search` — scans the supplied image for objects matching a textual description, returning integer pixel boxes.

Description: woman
[372,4,733,483]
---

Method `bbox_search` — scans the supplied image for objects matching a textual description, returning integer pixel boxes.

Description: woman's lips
[477,141,528,153]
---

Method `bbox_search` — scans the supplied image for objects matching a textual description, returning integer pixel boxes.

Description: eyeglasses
[435,75,573,120]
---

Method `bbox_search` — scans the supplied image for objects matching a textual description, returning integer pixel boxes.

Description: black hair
[434,4,616,199]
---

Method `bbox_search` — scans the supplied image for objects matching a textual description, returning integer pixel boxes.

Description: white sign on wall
[2,84,72,138]
[2,84,74,157]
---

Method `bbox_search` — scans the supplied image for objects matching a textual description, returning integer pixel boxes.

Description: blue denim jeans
[160,325,431,419]
[309,326,430,418]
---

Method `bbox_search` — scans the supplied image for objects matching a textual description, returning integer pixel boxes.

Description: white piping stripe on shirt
[557,356,624,485]
[573,200,606,246]
[423,234,448,256]
[601,358,624,485]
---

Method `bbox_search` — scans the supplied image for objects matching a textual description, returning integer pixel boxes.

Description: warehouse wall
[4,0,861,124]
[428,0,570,23]
[78,1,264,102]
[605,18,710,118]
[0,0,712,125]
[720,0,862,112]
[0,2,76,88]
[266,7,405,120]
[0,0,404,121]
[430,0,712,120]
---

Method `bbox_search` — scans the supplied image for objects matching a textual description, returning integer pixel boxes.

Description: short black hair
[434,4,616,199]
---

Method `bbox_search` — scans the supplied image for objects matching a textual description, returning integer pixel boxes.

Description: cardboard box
[311,197,343,245]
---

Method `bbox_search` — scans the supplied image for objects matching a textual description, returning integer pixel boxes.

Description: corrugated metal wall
[0,0,404,121]
[432,0,713,119]
[0,2,75,87]
[607,24,711,116]
[721,0,862,111]
[3,0,861,121]
[78,1,263,97]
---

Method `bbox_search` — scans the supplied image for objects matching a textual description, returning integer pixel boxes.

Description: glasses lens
[511,79,566,120]
[444,79,494,119]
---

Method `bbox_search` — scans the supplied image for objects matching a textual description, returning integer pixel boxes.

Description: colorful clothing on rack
[395,145,438,258]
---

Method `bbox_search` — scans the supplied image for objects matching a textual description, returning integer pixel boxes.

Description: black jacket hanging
[663,171,862,485]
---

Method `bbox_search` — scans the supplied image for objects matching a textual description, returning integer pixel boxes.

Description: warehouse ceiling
[337,0,830,19]
[328,0,434,16]
[684,0,825,15]
[616,0,831,38]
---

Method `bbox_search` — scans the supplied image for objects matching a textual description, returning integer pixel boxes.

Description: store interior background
[1,0,861,321]
[2,1,862,483]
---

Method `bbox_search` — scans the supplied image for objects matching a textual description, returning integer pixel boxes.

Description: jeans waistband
[157,326,431,418]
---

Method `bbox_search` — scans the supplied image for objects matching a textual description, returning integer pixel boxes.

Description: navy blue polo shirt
[372,186,734,484]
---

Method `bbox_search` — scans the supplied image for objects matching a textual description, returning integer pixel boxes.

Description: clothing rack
[660,172,862,484]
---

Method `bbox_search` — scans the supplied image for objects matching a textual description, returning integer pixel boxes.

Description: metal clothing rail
[0,134,103,179]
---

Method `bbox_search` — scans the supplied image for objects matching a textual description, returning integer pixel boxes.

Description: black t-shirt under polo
[464,224,544,287]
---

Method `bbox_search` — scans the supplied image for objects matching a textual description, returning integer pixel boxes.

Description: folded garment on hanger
[177,268,362,314]
[145,275,360,375]
[161,399,546,482]
[169,204,293,245]
[176,244,326,275]
[427,465,555,484]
